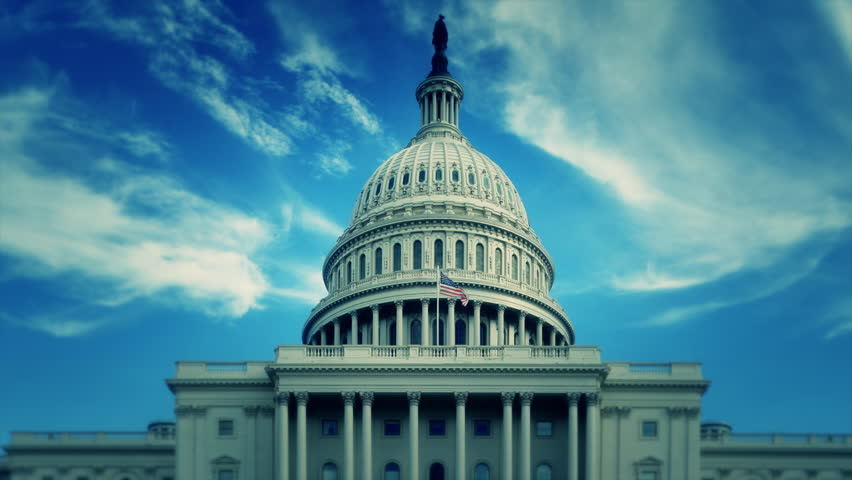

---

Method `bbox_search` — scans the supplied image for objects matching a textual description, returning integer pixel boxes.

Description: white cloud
[819,0,852,65]
[280,201,344,239]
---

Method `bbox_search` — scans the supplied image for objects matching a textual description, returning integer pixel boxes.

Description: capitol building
[2,17,850,480]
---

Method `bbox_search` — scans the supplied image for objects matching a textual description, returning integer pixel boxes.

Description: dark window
[388,176,395,190]
[389,322,397,345]
[376,181,382,195]
[403,172,410,185]
[536,421,553,437]
[642,421,658,438]
[365,189,371,204]
[347,261,352,284]
[375,248,383,275]
[455,320,467,345]
[322,463,339,480]
[474,464,490,480]
[384,463,401,480]
[525,261,531,284]
[512,255,518,280]
[468,172,476,185]
[393,243,402,271]
[359,254,366,280]
[419,170,426,182]
[495,248,503,275]
[410,319,422,345]
[218,470,234,480]
[480,322,487,346]
[322,419,339,436]
[413,240,422,269]
[384,420,401,436]
[429,420,446,436]
[452,170,459,182]
[218,419,234,436]
[429,463,445,480]
[434,239,444,268]
[435,168,443,181]
[455,240,465,269]
[473,420,491,436]
[475,244,484,272]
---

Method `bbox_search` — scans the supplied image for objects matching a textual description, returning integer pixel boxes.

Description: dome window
[468,172,476,185]
[434,239,444,268]
[376,181,382,195]
[375,248,383,275]
[435,168,443,181]
[483,176,490,190]
[365,189,371,203]
[496,183,503,197]
[402,172,410,185]
[388,176,395,190]
[475,244,485,272]
[455,240,465,269]
[393,243,402,272]
[419,170,426,182]
[413,240,423,269]
[452,170,459,182]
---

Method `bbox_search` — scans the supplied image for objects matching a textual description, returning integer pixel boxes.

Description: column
[497,305,506,346]
[518,311,527,345]
[508,324,516,346]
[275,393,290,480]
[342,392,355,480]
[174,406,194,480]
[320,328,327,346]
[361,392,374,480]
[431,91,437,122]
[567,393,579,480]
[536,319,543,346]
[421,98,425,125]
[455,392,468,480]
[520,392,533,480]
[350,312,358,345]
[194,406,206,479]
[473,301,482,346]
[585,393,600,480]
[333,319,341,346]
[447,299,456,346]
[501,393,514,480]
[371,305,380,345]
[244,406,258,480]
[295,392,309,480]
[408,392,421,480]
[395,300,404,346]
[549,329,556,346]
[421,299,430,346]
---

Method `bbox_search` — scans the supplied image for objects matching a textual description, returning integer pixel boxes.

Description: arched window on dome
[376,180,382,195]
[384,462,401,480]
[388,176,395,190]
[403,172,410,185]
[535,463,552,480]
[393,243,402,272]
[455,240,465,269]
[455,320,467,345]
[468,171,476,185]
[496,182,503,198]
[474,463,490,480]
[322,463,339,480]
[419,169,426,183]
[525,261,531,284]
[511,255,518,281]
[434,239,444,268]
[413,240,422,269]
[375,248,383,275]
[347,261,352,284]
[483,176,490,190]
[435,168,443,181]
[495,248,503,275]
[480,322,488,346]
[475,244,484,272]
[535,268,539,289]
[410,319,422,345]
[359,254,366,280]
[365,188,371,204]
[452,169,460,182]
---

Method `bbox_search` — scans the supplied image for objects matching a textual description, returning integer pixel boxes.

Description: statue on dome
[430,14,449,76]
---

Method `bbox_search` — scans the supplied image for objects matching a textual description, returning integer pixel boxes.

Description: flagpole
[436,268,440,346]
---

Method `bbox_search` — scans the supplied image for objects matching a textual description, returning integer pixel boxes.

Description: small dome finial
[430,14,449,76]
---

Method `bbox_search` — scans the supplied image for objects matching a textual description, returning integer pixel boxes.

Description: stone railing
[274,344,595,364]
[701,432,852,445]
[606,362,703,380]
[9,431,174,444]
[174,361,271,379]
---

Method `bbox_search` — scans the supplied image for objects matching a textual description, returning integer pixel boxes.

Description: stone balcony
[273,344,598,364]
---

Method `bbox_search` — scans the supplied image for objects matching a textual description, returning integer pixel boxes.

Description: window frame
[640,420,658,439]
[384,419,402,437]
[473,419,491,437]
[217,419,235,437]
[536,420,554,437]
[428,419,446,437]
[322,419,339,436]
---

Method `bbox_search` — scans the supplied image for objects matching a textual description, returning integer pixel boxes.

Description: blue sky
[1,0,851,444]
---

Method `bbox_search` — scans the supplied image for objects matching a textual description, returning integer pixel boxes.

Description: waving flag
[439,272,469,306]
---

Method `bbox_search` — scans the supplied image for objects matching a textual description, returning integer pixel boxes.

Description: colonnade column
[501,392,514,480]
[350,312,358,345]
[371,305,380,345]
[333,319,341,346]
[455,392,468,480]
[550,330,556,346]
[473,301,482,346]
[395,300,404,346]
[520,392,533,480]
[342,392,355,480]
[421,299,430,346]
[567,393,579,480]
[536,319,543,346]
[431,91,437,122]
[518,312,527,345]
[497,305,506,346]
[295,392,309,480]
[508,324,516,346]
[447,299,456,346]
[320,329,327,346]
[275,393,290,480]
[585,393,600,480]
[361,392,374,480]
[408,392,421,480]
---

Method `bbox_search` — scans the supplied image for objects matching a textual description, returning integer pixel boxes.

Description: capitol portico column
[333,318,341,346]
[473,301,482,346]
[350,311,358,345]
[395,300,405,346]
[295,392,309,480]
[520,392,533,480]
[421,299,430,346]
[447,299,456,346]
[361,392,374,480]
[497,305,506,346]
[549,329,556,346]
[408,392,421,480]
[585,393,600,480]
[371,305,380,345]
[536,319,543,346]
[275,393,290,480]
[455,392,468,480]
[501,392,514,480]
[517,311,527,345]
[320,328,327,346]
[567,393,580,480]
[342,392,355,480]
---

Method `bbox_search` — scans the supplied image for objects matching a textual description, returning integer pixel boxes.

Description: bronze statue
[430,14,449,76]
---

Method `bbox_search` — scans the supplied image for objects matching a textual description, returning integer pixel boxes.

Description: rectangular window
[641,420,658,438]
[536,421,553,437]
[384,420,401,436]
[638,472,657,480]
[322,419,339,436]
[473,420,491,436]
[429,420,446,436]
[218,470,235,480]
[218,419,234,436]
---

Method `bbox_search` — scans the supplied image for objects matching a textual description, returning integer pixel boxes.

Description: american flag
[439,272,469,306]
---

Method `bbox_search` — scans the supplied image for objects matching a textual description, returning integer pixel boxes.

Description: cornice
[603,380,711,393]
[166,379,273,393]
[266,364,607,377]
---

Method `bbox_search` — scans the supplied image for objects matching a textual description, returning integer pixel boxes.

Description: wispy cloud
[280,200,345,239]
[819,0,852,65]
[823,299,852,340]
